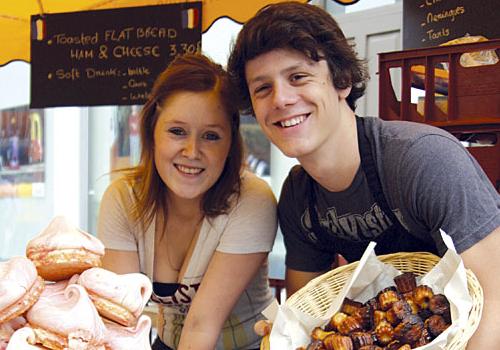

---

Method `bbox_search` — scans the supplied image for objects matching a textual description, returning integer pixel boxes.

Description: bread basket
[263,252,483,350]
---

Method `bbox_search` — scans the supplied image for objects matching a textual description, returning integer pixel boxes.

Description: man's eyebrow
[247,63,307,85]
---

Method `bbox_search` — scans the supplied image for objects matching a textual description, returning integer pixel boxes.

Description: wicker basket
[274,252,483,350]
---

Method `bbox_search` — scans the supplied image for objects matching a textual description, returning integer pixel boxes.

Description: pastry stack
[0,216,153,350]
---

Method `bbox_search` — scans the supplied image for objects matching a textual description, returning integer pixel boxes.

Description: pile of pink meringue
[0,217,153,350]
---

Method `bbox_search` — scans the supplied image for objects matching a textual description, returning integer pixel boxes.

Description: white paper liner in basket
[263,230,477,349]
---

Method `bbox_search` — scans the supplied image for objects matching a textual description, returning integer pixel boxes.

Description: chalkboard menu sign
[30,3,202,108]
[403,0,499,49]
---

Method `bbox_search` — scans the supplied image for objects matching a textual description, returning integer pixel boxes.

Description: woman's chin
[169,187,206,202]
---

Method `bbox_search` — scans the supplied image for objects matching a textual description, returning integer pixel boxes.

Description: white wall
[51,107,88,228]
[0,101,85,259]
[87,106,115,236]
[0,58,88,258]
[0,62,30,109]
[201,17,241,66]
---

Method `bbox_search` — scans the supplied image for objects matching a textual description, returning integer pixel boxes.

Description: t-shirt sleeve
[97,179,139,252]
[397,134,500,253]
[217,172,278,254]
[279,169,337,272]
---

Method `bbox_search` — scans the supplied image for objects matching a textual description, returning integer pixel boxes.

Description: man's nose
[182,136,200,159]
[272,82,296,109]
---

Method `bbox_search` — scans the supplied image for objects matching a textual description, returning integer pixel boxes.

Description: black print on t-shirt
[301,203,394,241]
[151,282,201,306]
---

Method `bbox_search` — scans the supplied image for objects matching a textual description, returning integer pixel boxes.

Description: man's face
[245,48,350,160]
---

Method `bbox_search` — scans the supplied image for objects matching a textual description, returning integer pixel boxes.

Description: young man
[227,2,500,348]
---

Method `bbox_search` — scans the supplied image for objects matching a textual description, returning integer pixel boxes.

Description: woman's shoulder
[240,170,275,200]
[104,176,127,194]
[103,175,138,203]
[221,171,277,217]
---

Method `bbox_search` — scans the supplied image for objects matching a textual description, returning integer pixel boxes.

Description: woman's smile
[175,164,204,176]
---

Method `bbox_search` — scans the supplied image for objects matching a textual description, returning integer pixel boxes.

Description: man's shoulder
[363,117,464,165]
[363,116,454,142]
[282,165,310,192]
[287,164,308,181]
[279,165,310,206]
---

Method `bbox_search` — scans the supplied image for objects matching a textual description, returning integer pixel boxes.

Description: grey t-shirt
[280,117,500,272]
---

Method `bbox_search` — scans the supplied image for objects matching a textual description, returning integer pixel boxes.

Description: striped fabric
[156,300,264,350]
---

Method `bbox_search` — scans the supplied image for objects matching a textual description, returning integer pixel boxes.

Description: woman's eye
[254,84,270,95]
[168,127,186,136]
[203,132,221,141]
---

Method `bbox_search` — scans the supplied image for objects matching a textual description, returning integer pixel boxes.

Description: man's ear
[337,86,352,99]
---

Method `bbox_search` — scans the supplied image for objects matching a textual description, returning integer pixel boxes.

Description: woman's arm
[102,249,141,274]
[177,251,268,350]
[177,173,277,349]
[97,179,142,274]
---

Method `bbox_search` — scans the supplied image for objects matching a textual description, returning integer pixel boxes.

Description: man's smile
[275,113,310,128]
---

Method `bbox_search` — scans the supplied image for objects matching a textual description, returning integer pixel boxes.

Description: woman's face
[154,90,232,202]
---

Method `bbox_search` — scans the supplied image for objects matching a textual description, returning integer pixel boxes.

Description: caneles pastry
[386,299,412,326]
[377,287,400,311]
[323,333,353,350]
[340,298,364,316]
[300,275,452,349]
[413,285,434,310]
[393,314,424,345]
[306,339,326,350]
[336,315,363,335]
[393,272,417,294]
[374,319,394,345]
[350,331,374,348]
[425,314,450,338]
[429,294,451,322]
[311,327,335,341]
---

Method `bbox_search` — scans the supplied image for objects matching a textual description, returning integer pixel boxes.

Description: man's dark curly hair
[227,1,369,115]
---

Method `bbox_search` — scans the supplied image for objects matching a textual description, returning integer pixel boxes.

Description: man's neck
[298,113,360,192]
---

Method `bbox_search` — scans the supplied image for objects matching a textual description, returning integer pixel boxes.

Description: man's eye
[203,132,221,141]
[290,73,307,82]
[168,127,186,136]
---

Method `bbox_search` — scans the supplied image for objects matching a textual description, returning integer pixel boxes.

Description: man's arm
[460,225,500,349]
[285,267,325,298]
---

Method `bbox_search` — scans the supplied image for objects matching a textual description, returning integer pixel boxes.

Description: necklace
[166,241,181,272]
[160,216,203,273]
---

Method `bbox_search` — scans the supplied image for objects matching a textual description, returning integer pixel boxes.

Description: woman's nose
[182,137,200,159]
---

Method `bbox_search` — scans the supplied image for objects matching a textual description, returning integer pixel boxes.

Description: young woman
[97,54,278,350]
